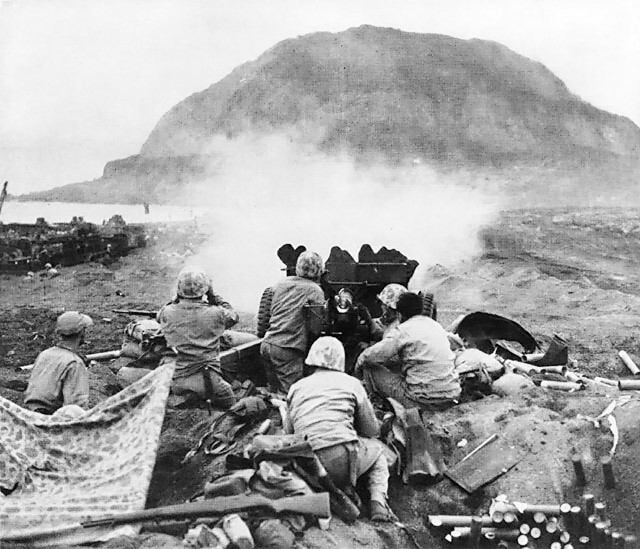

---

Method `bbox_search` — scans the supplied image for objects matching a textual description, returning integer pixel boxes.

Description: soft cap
[56,311,93,336]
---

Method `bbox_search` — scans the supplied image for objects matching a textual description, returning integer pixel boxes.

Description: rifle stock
[82,493,331,528]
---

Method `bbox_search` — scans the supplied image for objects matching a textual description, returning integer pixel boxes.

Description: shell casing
[602,455,617,489]
[572,455,587,486]
[581,494,595,517]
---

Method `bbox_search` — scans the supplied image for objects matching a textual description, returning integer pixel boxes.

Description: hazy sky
[1,0,639,193]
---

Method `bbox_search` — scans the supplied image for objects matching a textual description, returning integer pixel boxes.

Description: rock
[253,519,295,549]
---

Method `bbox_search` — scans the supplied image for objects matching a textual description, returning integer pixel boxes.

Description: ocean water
[0,200,206,224]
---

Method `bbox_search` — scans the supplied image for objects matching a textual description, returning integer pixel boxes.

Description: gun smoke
[178,133,501,313]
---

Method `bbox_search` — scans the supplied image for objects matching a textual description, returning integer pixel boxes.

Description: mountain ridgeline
[26,25,640,203]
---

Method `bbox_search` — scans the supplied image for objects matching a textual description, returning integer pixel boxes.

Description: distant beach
[0,200,207,225]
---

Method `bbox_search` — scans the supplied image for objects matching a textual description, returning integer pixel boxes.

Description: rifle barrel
[82,493,330,528]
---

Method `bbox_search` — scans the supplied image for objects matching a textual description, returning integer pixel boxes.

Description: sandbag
[491,372,535,396]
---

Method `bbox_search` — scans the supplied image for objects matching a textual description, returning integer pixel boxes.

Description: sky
[1,0,639,194]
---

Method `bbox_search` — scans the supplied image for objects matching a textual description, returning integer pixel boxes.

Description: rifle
[81,493,331,528]
[112,309,158,318]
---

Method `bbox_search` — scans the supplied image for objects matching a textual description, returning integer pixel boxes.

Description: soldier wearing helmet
[285,337,392,521]
[260,251,326,393]
[25,311,93,414]
[370,283,408,341]
[157,266,255,409]
[356,292,460,411]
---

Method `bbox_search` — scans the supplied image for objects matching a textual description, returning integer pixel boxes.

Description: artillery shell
[541,380,582,391]
[468,516,483,549]
[428,515,494,528]
[602,455,616,489]
[619,350,640,375]
[546,518,559,534]
[532,511,546,524]
[581,494,595,517]
[496,542,509,549]
[611,532,624,548]
[594,522,608,546]
[570,506,583,535]
[517,534,529,546]
[625,534,638,547]
[530,526,541,539]
[492,511,504,524]
[618,379,640,390]
[595,501,607,521]
[550,542,562,549]
[559,530,571,544]
[503,511,517,524]
[572,455,587,486]
[520,523,531,534]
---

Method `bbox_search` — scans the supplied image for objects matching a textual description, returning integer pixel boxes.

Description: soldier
[260,251,326,393]
[370,283,408,341]
[285,336,392,521]
[24,311,93,414]
[157,266,255,409]
[356,292,460,411]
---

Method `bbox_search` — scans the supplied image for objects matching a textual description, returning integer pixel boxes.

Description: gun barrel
[112,309,158,317]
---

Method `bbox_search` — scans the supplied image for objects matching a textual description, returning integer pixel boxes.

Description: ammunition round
[520,523,531,535]
[581,494,595,517]
[517,534,529,546]
[530,527,541,539]
[533,511,546,524]
[594,501,607,521]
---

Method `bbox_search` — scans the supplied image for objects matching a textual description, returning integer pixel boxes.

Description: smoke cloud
[178,133,501,313]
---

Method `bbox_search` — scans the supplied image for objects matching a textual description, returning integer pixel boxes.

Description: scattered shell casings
[594,521,608,547]
[517,533,529,546]
[503,511,518,524]
[450,527,520,541]
[594,501,607,521]
[569,505,583,535]
[602,455,617,489]
[559,530,571,544]
[468,516,483,549]
[618,379,640,390]
[619,350,640,375]
[587,515,599,541]
[541,380,582,391]
[611,532,624,549]
[533,511,547,524]
[572,455,587,486]
[581,494,595,517]
[520,523,531,535]
[492,510,504,524]
[530,526,541,539]
[625,534,638,547]
[428,515,493,528]
[546,517,560,534]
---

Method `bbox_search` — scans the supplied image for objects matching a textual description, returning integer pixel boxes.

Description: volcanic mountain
[26,25,640,203]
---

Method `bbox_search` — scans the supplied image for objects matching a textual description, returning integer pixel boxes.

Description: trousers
[361,364,457,412]
[316,437,389,503]
[260,341,305,394]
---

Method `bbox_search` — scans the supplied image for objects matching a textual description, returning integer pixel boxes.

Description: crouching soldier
[157,266,256,409]
[285,336,392,521]
[356,292,460,412]
[24,311,93,414]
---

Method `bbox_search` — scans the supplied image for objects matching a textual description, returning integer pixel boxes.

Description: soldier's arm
[354,383,380,438]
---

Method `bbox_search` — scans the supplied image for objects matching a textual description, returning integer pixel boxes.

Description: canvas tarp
[0,360,174,546]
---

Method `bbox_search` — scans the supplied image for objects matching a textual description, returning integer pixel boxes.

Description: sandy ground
[3,208,640,548]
